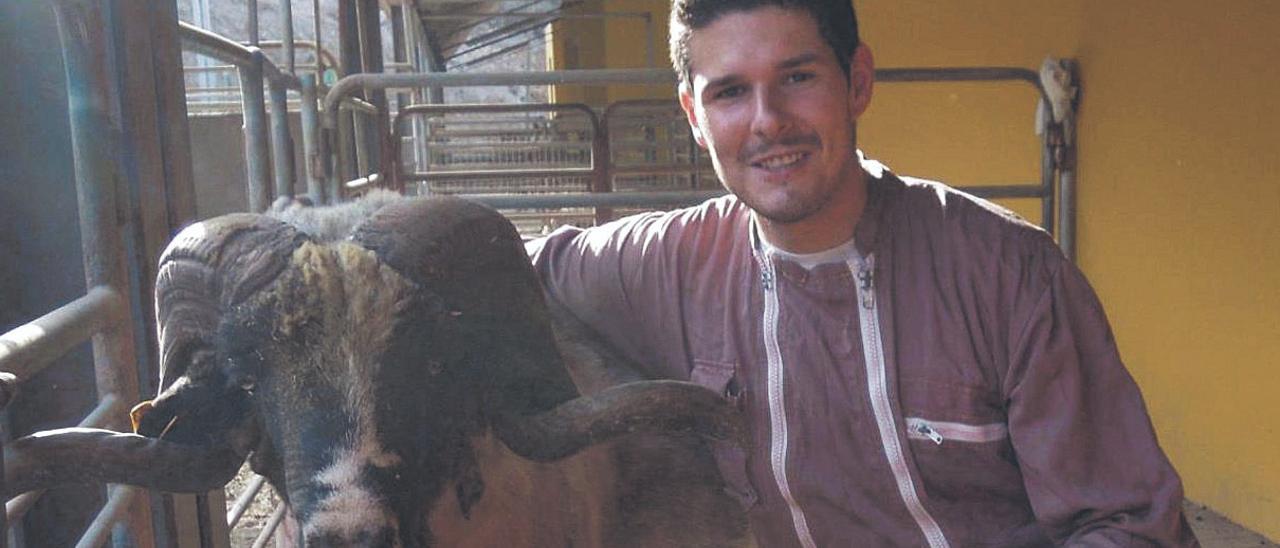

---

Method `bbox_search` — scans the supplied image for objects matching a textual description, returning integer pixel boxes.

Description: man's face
[679,6,872,226]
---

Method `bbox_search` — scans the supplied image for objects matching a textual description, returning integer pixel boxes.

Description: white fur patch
[281,242,415,544]
[305,445,403,542]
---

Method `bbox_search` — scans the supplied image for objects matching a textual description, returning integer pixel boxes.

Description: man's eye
[786,72,815,84]
[712,85,745,100]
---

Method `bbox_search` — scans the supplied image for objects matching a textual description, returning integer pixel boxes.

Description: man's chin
[743,199,824,225]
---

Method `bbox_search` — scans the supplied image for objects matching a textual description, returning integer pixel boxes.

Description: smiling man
[528,1,1196,546]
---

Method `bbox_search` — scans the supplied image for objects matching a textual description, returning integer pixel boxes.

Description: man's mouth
[752,151,809,170]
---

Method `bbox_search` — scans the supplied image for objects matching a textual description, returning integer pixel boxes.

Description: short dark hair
[669,0,860,89]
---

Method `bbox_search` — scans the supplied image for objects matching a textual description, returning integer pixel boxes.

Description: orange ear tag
[129,400,155,433]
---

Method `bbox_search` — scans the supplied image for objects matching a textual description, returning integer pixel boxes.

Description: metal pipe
[405,168,595,181]
[333,110,355,201]
[590,110,612,223]
[75,486,142,548]
[450,183,1043,211]
[178,22,301,90]
[610,164,718,176]
[1059,167,1077,261]
[324,69,676,126]
[312,0,323,78]
[421,10,652,21]
[5,396,124,525]
[250,504,288,548]
[0,286,122,381]
[269,80,296,199]
[240,50,273,212]
[248,0,260,46]
[226,475,269,528]
[956,184,1047,200]
[1040,121,1056,234]
[52,0,149,472]
[299,74,324,204]
[877,67,1042,89]
[460,190,725,210]
[282,0,295,74]
[393,102,600,128]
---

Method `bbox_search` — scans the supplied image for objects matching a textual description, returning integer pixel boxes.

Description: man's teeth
[758,152,804,169]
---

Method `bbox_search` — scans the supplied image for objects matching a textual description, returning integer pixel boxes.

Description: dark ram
[3,194,752,547]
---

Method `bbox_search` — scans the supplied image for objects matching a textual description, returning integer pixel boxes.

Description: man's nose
[749,88,791,140]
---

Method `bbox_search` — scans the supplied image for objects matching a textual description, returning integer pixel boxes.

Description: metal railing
[0,2,155,546]
[322,66,1077,251]
[178,21,311,214]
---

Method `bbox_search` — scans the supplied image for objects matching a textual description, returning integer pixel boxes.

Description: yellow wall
[547,0,673,105]
[565,0,1280,537]
[1073,0,1280,538]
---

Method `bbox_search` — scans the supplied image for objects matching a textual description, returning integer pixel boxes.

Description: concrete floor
[1187,501,1277,547]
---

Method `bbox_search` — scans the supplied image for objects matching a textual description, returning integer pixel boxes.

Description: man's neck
[755,168,868,254]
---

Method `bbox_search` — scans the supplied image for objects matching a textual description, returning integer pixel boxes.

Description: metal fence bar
[282,0,295,74]
[406,168,594,182]
[178,22,300,90]
[461,190,725,210]
[51,2,156,544]
[300,74,325,204]
[270,80,296,200]
[76,486,143,548]
[240,52,273,213]
[250,504,287,548]
[225,475,268,529]
[0,287,122,381]
[1059,164,1077,260]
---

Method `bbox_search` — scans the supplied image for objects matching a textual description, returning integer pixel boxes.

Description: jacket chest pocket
[905,417,1008,445]
[691,359,758,509]
[899,379,1026,502]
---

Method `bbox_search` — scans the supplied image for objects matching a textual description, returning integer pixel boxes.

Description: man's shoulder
[593,192,750,242]
[887,172,1057,252]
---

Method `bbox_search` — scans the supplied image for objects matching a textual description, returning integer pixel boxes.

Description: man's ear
[847,43,875,119]
[678,83,709,149]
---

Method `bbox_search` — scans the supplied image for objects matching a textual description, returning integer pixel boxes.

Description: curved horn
[155,213,307,389]
[4,214,309,496]
[3,426,252,497]
[350,197,743,463]
[494,380,742,462]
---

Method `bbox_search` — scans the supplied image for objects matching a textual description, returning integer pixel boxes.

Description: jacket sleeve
[1003,250,1197,547]
[526,213,692,381]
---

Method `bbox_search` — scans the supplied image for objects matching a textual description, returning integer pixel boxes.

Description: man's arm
[526,213,691,382]
[1004,255,1197,546]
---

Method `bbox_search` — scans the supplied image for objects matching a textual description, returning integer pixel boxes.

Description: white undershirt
[757,230,859,271]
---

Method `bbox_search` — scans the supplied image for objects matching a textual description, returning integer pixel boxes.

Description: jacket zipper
[759,258,819,548]
[905,418,1009,445]
[849,255,951,548]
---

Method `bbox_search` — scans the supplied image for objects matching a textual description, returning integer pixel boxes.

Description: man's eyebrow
[703,73,742,92]
[777,52,820,70]
[698,52,823,94]
[702,52,822,90]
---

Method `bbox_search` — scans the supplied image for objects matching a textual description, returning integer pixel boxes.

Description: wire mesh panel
[398,105,602,235]
[604,99,720,220]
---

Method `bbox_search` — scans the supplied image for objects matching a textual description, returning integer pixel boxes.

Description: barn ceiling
[407,0,573,69]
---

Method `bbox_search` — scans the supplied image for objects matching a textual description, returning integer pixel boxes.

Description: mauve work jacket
[528,157,1196,547]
